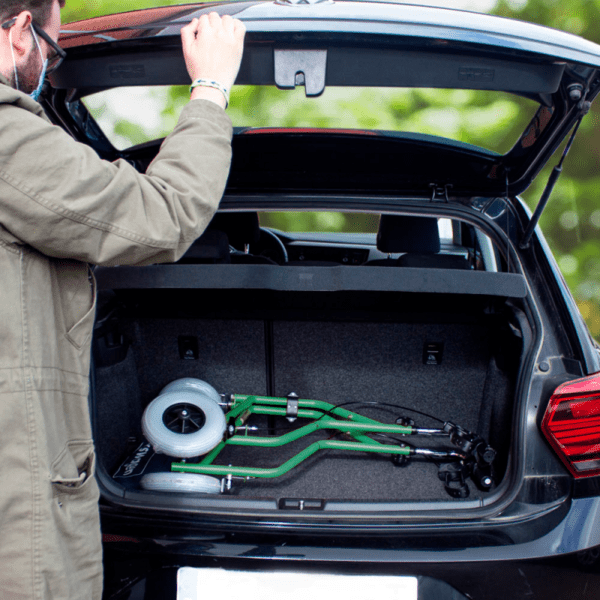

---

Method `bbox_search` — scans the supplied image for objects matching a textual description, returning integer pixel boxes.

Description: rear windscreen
[82,85,538,152]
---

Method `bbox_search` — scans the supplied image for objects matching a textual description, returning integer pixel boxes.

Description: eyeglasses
[1,17,66,74]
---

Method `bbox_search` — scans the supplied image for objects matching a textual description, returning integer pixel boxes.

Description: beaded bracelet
[189,78,230,108]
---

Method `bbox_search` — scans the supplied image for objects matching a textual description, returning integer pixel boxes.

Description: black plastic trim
[94,264,528,298]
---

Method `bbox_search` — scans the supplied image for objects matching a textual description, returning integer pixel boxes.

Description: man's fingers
[233,19,246,39]
[221,14,234,32]
[182,13,243,41]
[182,16,198,30]
[181,12,246,92]
[180,17,199,44]
[207,11,221,27]
[197,13,209,33]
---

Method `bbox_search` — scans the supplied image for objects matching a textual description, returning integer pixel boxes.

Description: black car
[44,2,600,598]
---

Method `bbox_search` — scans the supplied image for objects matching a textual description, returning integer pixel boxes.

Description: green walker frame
[170,394,495,498]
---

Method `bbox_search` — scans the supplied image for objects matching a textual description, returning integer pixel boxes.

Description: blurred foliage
[61,0,184,23]
[257,211,380,232]
[65,0,600,338]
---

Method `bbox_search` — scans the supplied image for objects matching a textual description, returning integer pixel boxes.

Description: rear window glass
[259,212,454,241]
[82,85,538,152]
[259,212,380,234]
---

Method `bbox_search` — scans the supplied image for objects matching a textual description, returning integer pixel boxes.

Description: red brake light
[542,372,600,478]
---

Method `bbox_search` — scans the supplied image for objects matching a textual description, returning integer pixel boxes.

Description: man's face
[14,0,61,94]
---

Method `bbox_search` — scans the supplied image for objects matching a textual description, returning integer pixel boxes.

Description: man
[0,1,245,598]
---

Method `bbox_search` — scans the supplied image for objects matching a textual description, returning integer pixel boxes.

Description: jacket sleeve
[0,99,233,266]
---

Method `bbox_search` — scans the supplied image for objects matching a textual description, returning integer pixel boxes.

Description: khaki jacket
[0,77,233,600]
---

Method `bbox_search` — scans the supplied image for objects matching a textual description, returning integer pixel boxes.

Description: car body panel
[100,496,600,563]
[101,550,600,600]
[58,1,600,69]
[49,1,600,199]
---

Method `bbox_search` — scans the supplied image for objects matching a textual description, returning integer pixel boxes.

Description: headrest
[180,229,231,263]
[209,212,261,250]
[377,215,441,254]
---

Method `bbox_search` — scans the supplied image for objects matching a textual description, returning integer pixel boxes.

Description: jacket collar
[0,72,50,121]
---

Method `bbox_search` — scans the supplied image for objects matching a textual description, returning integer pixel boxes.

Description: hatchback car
[42,1,600,598]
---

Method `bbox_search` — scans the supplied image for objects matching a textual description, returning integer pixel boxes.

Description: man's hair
[0,0,64,27]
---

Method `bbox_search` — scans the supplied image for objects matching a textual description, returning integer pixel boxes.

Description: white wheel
[159,378,221,405]
[140,472,221,494]
[142,390,226,458]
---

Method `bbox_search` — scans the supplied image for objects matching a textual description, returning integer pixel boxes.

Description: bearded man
[0,1,245,598]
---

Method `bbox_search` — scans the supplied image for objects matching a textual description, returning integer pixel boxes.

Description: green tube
[249,406,324,420]
[198,441,226,466]
[226,395,410,430]
[227,417,411,448]
[172,439,411,478]
[184,394,413,474]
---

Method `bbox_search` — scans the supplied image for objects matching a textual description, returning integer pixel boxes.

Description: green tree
[493,0,600,336]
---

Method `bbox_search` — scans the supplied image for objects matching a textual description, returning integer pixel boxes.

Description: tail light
[542,372,600,478]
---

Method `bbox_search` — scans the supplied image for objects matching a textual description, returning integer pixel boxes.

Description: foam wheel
[159,378,221,404]
[142,390,226,458]
[140,472,221,494]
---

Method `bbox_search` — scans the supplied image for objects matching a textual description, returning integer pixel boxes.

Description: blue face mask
[29,28,47,102]
[29,57,48,101]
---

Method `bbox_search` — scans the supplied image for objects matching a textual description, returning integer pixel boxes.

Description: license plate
[177,567,418,600]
